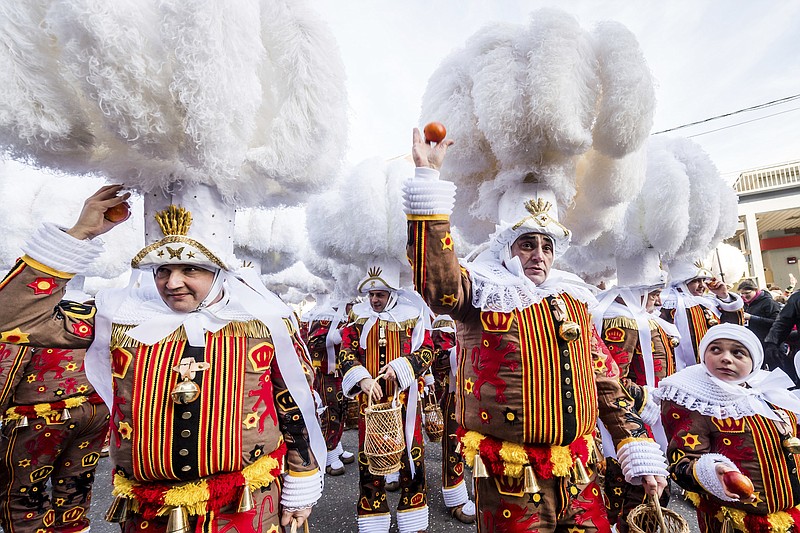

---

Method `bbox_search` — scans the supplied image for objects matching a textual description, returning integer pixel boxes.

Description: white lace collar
[465,249,598,313]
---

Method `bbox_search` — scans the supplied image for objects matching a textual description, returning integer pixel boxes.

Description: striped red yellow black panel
[410,221,427,293]
[519,301,561,443]
[687,305,709,364]
[132,340,184,481]
[0,346,28,408]
[748,415,791,513]
[562,294,598,439]
[655,326,676,378]
[196,334,246,477]
[0,260,26,292]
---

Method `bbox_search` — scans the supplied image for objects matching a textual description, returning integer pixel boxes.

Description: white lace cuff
[639,386,661,427]
[396,505,429,533]
[388,358,415,391]
[616,438,669,484]
[342,366,371,399]
[442,480,469,507]
[717,293,744,312]
[22,223,104,276]
[423,373,435,387]
[694,453,738,502]
[281,470,323,511]
[402,168,456,216]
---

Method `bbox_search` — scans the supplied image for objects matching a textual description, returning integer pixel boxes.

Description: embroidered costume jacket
[306,318,343,375]
[0,257,318,486]
[406,218,648,450]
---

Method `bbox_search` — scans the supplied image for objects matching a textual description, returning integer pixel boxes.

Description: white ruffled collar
[465,249,598,313]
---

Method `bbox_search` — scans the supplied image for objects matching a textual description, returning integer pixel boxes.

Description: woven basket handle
[650,494,667,533]
[290,518,310,533]
[367,374,386,409]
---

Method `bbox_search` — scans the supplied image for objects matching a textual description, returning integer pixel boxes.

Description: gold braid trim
[130,235,227,269]
[111,319,296,347]
[352,317,418,331]
[4,396,87,420]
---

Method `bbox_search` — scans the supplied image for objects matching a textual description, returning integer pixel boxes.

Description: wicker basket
[627,496,689,533]
[363,377,405,476]
[422,391,444,443]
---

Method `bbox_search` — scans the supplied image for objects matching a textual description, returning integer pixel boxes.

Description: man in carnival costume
[338,261,434,533]
[592,250,680,531]
[0,277,109,533]
[403,131,669,533]
[660,260,744,370]
[0,184,326,532]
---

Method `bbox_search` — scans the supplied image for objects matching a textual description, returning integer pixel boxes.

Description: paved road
[84,430,700,533]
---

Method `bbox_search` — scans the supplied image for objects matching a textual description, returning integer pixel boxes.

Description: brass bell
[669,336,680,348]
[704,309,720,327]
[237,486,254,512]
[62,408,72,421]
[523,465,541,494]
[558,321,581,342]
[571,460,591,485]
[473,452,489,478]
[166,506,190,533]
[783,436,800,454]
[17,416,28,428]
[105,495,130,523]
[171,378,200,404]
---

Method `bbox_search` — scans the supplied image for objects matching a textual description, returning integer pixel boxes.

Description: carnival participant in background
[404,130,668,532]
[0,277,109,533]
[0,184,325,532]
[654,324,800,533]
[338,261,434,533]
[429,314,476,524]
[661,260,744,370]
[738,278,781,351]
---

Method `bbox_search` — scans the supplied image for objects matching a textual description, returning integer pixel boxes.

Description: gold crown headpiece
[156,205,193,237]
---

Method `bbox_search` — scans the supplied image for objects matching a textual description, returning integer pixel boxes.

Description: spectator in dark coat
[764,288,800,382]
[739,279,781,345]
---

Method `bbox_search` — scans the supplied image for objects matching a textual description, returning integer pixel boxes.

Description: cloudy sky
[312,0,800,181]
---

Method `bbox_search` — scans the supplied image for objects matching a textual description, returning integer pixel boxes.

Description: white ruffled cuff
[341,366,372,399]
[396,506,429,533]
[357,514,391,533]
[717,293,744,312]
[639,386,661,427]
[423,372,435,387]
[616,438,669,484]
[402,168,456,216]
[442,480,470,507]
[388,358,415,391]
[694,453,739,502]
[21,223,104,275]
[280,470,323,511]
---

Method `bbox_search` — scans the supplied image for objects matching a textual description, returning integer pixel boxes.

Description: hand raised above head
[411,127,453,171]
[66,185,131,240]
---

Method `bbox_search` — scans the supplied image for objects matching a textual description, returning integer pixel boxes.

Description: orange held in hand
[722,471,754,499]
[423,122,446,144]
[103,202,130,223]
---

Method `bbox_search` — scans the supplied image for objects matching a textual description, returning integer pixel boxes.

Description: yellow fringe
[111,319,294,347]
[352,317,418,331]
[550,445,574,477]
[684,491,799,533]
[4,396,88,420]
[498,441,528,478]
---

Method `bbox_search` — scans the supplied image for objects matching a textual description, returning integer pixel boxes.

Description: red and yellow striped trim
[3,393,102,420]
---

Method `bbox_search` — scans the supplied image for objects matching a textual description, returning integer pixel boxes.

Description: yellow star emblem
[464,378,474,394]
[745,491,762,507]
[266,525,281,533]
[439,294,457,306]
[243,412,259,429]
[567,527,584,533]
[18,458,31,468]
[55,498,66,507]
[0,328,30,344]
[441,232,454,251]
[27,375,36,383]
[681,433,701,450]
[118,422,133,440]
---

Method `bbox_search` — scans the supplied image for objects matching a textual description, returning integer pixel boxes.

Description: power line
[652,93,800,135]
[686,106,800,138]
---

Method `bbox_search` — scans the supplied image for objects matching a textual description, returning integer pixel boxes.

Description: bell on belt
[669,336,680,348]
[171,378,200,405]
[166,506,190,533]
[473,452,489,478]
[783,436,800,454]
[559,321,581,342]
[105,495,130,523]
[237,486,254,512]
[703,309,720,327]
[571,460,591,485]
[17,416,28,428]
[523,465,541,494]
[62,408,72,421]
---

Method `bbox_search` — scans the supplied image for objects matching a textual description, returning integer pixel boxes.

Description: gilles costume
[0,280,109,533]
[303,298,352,474]
[592,252,679,531]
[430,315,476,523]
[0,185,326,533]
[403,169,668,533]
[337,263,434,533]
[654,324,800,533]
[661,260,744,370]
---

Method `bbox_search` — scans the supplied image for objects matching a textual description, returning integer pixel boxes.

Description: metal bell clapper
[237,486,254,512]
[378,325,387,347]
[523,465,541,494]
[572,459,591,485]
[105,496,130,523]
[473,452,489,478]
[166,506,190,533]
[171,378,201,405]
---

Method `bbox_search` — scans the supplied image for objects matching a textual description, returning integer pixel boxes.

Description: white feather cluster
[708,242,748,287]
[263,260,329,303]
[0,0,347,208]
[419,8,655,246]
[234,205,307,274]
